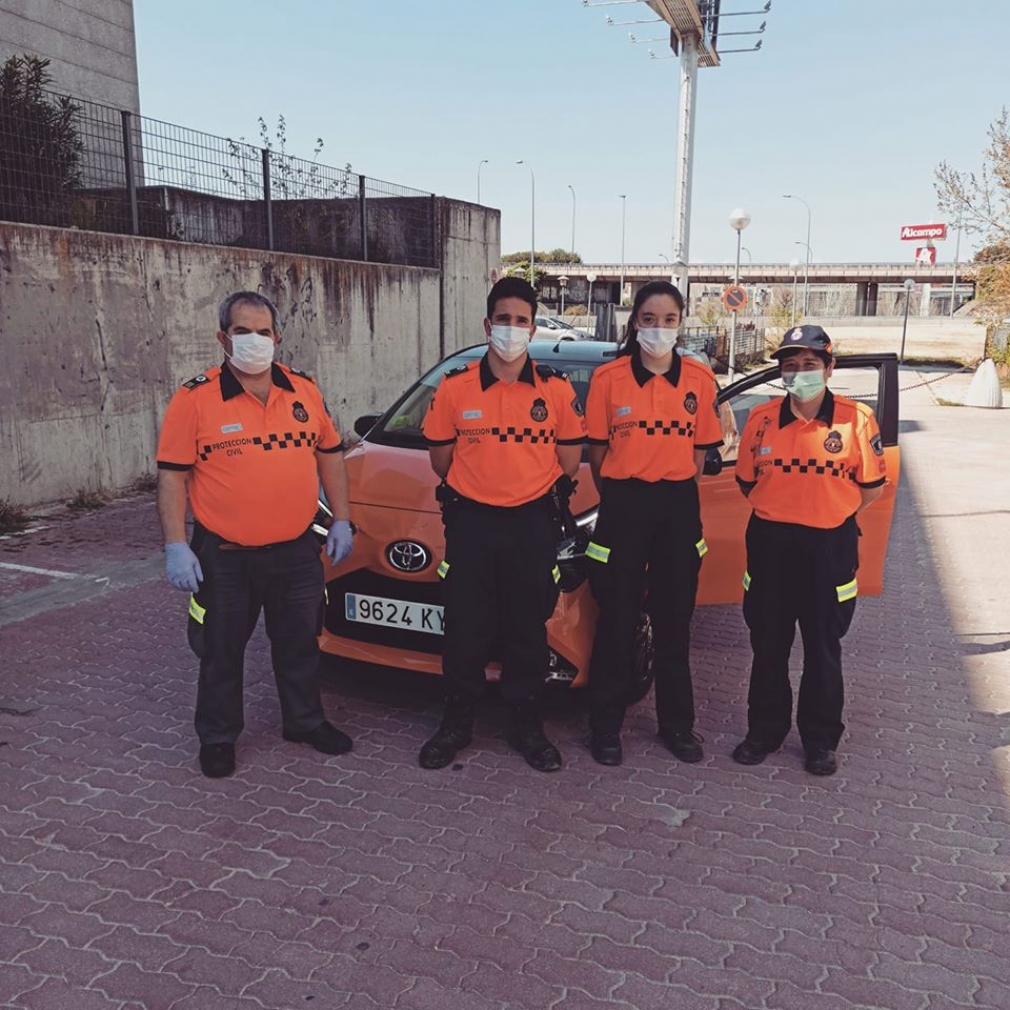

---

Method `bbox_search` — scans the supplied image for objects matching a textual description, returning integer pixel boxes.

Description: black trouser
[440,499,560,706]
[587,478,704,735]
[742,513,859,753]
[191,527,326,745]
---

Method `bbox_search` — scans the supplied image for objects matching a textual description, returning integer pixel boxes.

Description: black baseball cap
[771,324,834,361]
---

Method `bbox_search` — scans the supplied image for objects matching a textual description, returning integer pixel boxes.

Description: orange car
[316,340,900,691]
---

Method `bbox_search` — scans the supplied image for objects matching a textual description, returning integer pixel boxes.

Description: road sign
[722,285,748,312]
[915,246,937,265]
[900,223,947,241]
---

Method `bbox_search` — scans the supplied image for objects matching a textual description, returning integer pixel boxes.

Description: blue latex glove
[165,542,203,592]
[325,520,354,565]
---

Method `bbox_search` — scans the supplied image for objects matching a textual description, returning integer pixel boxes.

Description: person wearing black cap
[731,325,887,776]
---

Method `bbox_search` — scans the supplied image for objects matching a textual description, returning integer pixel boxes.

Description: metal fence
[0,87,438,268]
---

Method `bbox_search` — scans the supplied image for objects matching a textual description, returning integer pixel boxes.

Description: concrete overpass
[539,262,974,318]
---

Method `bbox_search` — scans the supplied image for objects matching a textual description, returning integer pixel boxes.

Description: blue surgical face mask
[782,369,827,402]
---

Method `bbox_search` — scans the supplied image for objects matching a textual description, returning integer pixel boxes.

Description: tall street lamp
[619,194,627,305]
[794,240,813,317]
[516,160,535,287]
[740,246,752,317]
[789,257,800,325]
[568,184,576,262]
[783,194,812,316]
[728,207,751,379]
[477,159,488,204]
[899,277,914,365]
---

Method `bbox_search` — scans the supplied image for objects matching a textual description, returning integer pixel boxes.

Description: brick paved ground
[1,371,1008,1010]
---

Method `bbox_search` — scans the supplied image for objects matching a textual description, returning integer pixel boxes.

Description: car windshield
[369,350,603,449]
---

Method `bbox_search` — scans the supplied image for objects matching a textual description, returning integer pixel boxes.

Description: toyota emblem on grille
[386,540,431,573]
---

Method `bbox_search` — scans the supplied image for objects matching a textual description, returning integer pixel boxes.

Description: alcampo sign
[900,223,947,241]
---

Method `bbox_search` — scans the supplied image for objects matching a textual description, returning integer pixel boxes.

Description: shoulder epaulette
[535,364,570,381]
[182,373,212,391]
[287,365,315,383]
[444,364,470,379]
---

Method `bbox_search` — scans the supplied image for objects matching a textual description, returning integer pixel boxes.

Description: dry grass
[0,498,31,534]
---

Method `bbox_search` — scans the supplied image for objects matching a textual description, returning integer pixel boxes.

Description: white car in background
[534,315,592,340]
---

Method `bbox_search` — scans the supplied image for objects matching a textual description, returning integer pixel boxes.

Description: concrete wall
[0,0,140,113]
[0,223,443,506]
[439,199,500,356]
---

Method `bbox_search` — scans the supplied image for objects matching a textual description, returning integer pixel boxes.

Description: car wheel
[625,612,654,704]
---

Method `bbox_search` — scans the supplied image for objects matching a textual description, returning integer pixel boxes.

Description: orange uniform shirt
[585,350,724,482]
[423,354,587,507]
[156,362,342,546]
[735,389,887,529]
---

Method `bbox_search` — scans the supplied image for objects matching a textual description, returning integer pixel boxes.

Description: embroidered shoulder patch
[182,374,211,390]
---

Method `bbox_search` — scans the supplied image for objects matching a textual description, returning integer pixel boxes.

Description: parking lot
[1,371,1009,1010]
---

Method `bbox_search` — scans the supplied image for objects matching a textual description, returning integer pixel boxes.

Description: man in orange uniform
[156,291,354,778]
[420,277,587,772]
[733,325,886,776]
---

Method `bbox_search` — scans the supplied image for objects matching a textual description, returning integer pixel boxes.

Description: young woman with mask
[583,280,724,766]
[732,325,886,776]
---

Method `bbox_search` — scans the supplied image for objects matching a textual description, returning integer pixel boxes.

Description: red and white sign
[900,223,947,241]
[914,246,937,265]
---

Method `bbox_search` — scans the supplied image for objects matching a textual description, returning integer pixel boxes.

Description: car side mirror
[353,413,382,437]
[702,448,723,477]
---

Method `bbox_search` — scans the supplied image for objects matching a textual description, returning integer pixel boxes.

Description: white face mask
[782,369,827,402]
[227,332,275,375]
[488,325,530,363]
[636,327,678,357]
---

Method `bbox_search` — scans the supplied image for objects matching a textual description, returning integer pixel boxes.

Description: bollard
[964,359,1003,408]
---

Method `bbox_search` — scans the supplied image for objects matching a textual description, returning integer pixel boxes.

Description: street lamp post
[477,159,488,204]
[728,207,751,380]
[789,258,800,325]
[516,160,535,287]
[568,184,576,262]
[783,194,812,316]
[659,253,670,263]
[794,241,813,318]
[585,271,597,331]
[741,245,753,317]
[619,194,627,305]
[900,278,914,365]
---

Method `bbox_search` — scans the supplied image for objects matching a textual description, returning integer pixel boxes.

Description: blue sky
[133,0,1006,266]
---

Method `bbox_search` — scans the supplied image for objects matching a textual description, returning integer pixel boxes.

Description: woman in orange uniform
[583,280,723,766]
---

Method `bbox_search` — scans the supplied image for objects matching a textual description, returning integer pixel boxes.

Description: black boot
[419,695,474,770]
[507,698,562,773]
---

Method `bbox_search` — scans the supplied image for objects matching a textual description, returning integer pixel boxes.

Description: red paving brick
[2,381,1010,1008]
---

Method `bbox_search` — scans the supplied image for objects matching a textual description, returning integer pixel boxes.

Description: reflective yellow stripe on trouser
[835,578,858,603]
[742,571,752,591]
[696,538,708,558]
[188,595,206,623]
[551,565,561,584]
[586,542,611,564]
[437,561,450,579]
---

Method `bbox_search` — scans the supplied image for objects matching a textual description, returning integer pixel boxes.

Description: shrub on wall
[0,54,83,227]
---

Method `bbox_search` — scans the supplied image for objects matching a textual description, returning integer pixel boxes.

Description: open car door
[697,353,901,605]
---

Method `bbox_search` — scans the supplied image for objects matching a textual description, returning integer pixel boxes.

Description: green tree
[935,109,1010,325]
[0,55,82,226]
